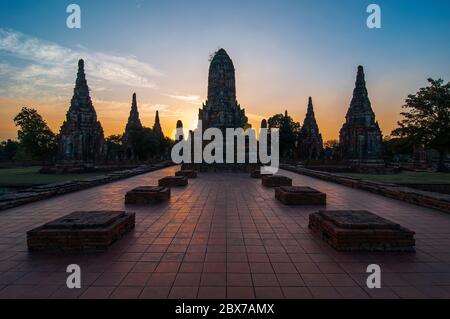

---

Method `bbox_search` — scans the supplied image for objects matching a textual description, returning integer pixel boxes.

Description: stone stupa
[57,59,106,169]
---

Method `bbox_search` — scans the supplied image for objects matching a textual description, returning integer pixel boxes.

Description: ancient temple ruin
[198,49,248,131]
[298,97,324,160]
[339,66,383,165]
[122,93,143,160]
[192,49,249,169]
[57,59,106,168]
[153,110,164,139]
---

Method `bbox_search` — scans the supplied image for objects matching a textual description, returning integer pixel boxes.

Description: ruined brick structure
[193,49,249,169]
[339,66,383,164]
[298,97,324,160]
[123,93,143,160]
[57,59,106,168]
[153,110,164,139]
[198,48,248,131]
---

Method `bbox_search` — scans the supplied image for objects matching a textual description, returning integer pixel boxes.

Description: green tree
[13,107,57,161]
[392,79,450,171]
[268,111,300,158]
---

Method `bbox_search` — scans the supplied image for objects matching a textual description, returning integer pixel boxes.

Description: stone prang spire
[57,59,106,166]
[153,111,163,138]
[199,48,248,131]
[125,93,142,132]
[68,59,96,116]
[339,66,383,161]
[122,93,144,161]
[346,66,376,125]
[298,97,323,160]
[207,48,236,108]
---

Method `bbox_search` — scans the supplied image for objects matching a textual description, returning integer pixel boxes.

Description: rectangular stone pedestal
[309,210,415,252]
[158,176,188,187]
[125,186,170,204]
[275,186,326,205]
[262,175,292,187]
[27,211,135,252]
[175,170,198,178]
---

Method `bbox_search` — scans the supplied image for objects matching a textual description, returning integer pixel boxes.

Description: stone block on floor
[262,175,292,187]
[27,211,135,252]
[125,186,170,204]
[309,210,415,252]
[275,186,326,205]
[158,176,188,187]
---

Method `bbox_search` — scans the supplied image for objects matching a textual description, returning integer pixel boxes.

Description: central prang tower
[191,49,251,171]
[198,48,248,131]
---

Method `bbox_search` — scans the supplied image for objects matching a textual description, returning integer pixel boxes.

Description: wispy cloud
[0,28,163,99]
[164,93,202,104]
[92,98,184,118]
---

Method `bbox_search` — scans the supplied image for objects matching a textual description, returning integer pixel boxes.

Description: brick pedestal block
[262,175,292,187]
[175,170,198,178]
[27,211,135,252]
[158,176,188,187]
[275,186,326,205]
[309,210,415,252]
[125,186,170,204]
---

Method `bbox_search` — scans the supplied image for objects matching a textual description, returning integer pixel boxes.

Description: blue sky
[0,0,449,140]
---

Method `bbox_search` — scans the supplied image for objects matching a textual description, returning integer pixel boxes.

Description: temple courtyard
[0,166,450,299]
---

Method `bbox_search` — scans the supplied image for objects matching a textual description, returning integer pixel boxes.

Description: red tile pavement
[197,286,226,299]
[0,166,450,299]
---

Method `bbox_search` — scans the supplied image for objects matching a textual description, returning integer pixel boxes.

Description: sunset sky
[0,0,449,142]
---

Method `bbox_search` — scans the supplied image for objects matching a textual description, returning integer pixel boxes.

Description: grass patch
[340,172,450,184]
[0,166,104,187]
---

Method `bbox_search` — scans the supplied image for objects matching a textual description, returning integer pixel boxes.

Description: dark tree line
[1,107,173,163]
[107,128,173,162]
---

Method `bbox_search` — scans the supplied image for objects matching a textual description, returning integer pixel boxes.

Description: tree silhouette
[268,112,300,159]
[392,78,449,171]
[13,107,57,161]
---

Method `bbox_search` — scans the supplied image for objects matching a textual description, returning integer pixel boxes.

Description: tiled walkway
[0,166,450,299]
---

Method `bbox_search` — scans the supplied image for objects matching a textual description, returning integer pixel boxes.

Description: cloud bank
[0,28,163,99]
